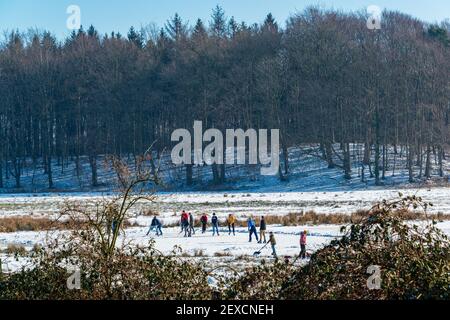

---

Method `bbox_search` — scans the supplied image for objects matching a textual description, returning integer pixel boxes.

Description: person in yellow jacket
[227,214,236,236]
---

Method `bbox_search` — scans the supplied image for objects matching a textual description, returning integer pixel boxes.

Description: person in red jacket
[200,213,208,234]
[181,211,189,237]
[299,230,307,259]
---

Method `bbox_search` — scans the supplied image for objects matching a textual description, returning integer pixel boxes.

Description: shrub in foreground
[280,196,450,299]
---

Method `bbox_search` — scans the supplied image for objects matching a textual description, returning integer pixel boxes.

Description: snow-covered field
[1,187,450,218]
[1,187,450,272]
[2,220,450,273]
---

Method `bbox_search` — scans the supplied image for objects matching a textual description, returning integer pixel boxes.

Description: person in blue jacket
[247,217,259,242]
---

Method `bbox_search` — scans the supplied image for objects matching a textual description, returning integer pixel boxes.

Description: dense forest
[0,6,449,190]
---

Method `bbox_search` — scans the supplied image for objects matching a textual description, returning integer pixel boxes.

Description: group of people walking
[146,211,308,259]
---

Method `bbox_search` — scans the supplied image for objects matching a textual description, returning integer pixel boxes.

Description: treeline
[0,6,449,189]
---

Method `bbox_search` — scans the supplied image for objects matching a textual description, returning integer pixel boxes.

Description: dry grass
[161,209,450,229]
[0,216,87,233]
[0,216,63,233]
[253,209,450,226]
[193,249,206,257]
[140,208,160,216]
[231,211,361,227]
[234,254,252,262]
[0,216,134,233]
[261,211,358,226]
[177,210,450,228]
[214,251,232,257]
[3,209,448,234]
[5,243,27,255]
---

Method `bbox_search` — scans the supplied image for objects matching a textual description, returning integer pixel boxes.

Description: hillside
[1,144,448,194]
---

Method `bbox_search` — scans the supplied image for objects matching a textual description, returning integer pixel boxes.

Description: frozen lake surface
[1,187,449,272]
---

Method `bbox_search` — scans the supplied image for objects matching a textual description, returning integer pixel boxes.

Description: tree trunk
[343,143,351,180]
[382,144,386,180]
[47,155,53,188]
[374,143,380,186]
[13,158,21,188]
[363,142,370,165]
[424,144,431,179]
[282,144,289,175]
[325,142,334,169]
[89,155,98,187]
[374,106,381,185]
[408,145,414,183]
[211,164,220,184]
[219,164,225,183]
[186,164,193,186]
[0,159,3,188]
[75,155,81,179]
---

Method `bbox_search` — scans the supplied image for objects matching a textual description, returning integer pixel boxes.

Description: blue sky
[0,0,449,39]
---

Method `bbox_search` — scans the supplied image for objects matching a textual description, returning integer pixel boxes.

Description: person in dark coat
[188,212,195,237]
[269,232,277,258]
[258,216,267,243]
[211,213,220,236]
[147,216,163,236]
[200,213,208,233]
